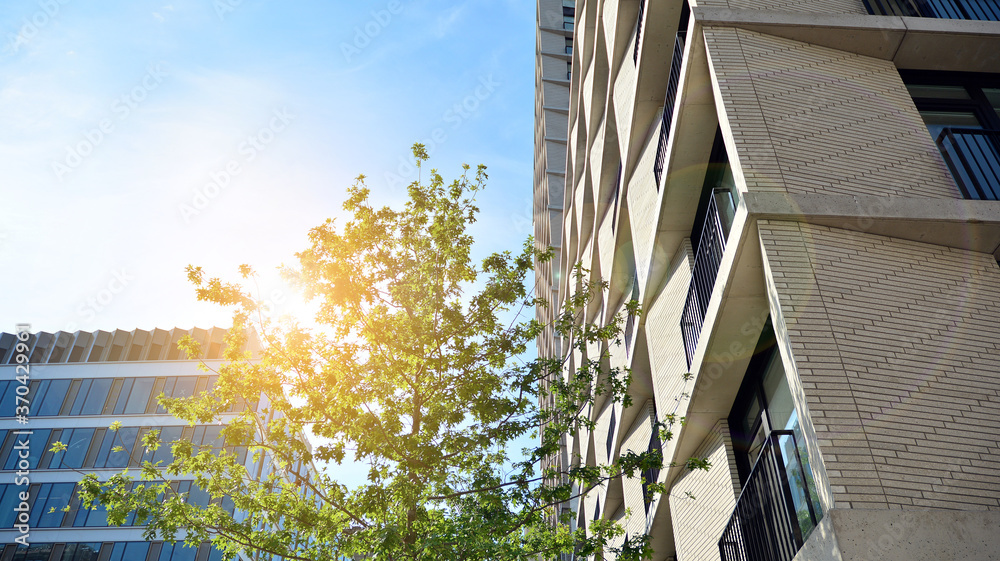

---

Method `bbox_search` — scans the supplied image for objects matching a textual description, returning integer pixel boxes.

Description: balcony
[936,127,1000,200]
[653,5,690,189]
[612,162,623,232]
[863,0,1000,20]
[680,189,734,368]
[624,274,638,355]
[718,431,820,561]
[633,0,645,63]
[652,34,686,190]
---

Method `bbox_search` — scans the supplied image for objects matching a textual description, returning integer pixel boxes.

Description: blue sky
[0,0,538,334]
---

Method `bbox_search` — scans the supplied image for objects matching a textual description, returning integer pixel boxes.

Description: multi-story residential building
[0,327,266,561]
[535,0,577,361]
[534,0,1000,560]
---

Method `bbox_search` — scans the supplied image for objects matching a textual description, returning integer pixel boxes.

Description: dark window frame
[727,319,781,484]
[901,69,1000,130]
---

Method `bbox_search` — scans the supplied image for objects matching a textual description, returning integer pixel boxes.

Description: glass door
[729,321,822,541]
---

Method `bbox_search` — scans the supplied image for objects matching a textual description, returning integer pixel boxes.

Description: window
[725,320,821,552]
[641,411,662,513]
[606,407,616,457]
[0,542,226,561]
[0,375,240,418]
[0,484,24,527]
[30,483,75,528]
[107,543,149,561]
[562,4,575,32]
[905,74,1000,136]
[681,129,739,367]
[691,130,737,255]
[903,71,1000,200]
[69,378,112,415]
[565,37,573,55]
[35,379,72,416]
[60,543,102,561]
[2,429,52,470]
[10,544,52,561]
[47,428,94,469]
[95,425,139,468]
[863,0,1000,20]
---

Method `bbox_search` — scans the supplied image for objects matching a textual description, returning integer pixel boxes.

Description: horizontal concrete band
[693,7,1000,72]
[797,508,1000,561]
[745,192,1000,257]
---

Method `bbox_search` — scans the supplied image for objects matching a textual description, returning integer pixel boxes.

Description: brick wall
[703,27,959,199]
[620,400,658,536]
[613,36,637,159]
[669,420,739,561]
[759,220,1000,510]
[645,240,695,465]
[627,114,663,290]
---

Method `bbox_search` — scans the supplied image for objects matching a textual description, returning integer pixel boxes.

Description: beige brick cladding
[620,400,657,536]
[646,241,696,467]
[693,0,866,12]
[703,27,959,198]
[668,420,739,561]
[627,115,663,290]
[759,220,1000,511]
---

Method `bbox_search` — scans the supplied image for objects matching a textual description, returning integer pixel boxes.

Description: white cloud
[434,3,468,38]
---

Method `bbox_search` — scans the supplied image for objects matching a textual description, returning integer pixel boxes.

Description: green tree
[76,145,700,561]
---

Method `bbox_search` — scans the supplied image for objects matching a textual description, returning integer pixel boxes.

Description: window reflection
[2,542,219,561]
[0,375,250,418]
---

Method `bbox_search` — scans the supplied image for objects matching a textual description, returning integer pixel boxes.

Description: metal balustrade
[653,32,687,189]
[863,0,1000,20]
[718,431,819,561]
[633,0,646,63]
[937,127,1000,200]
[680,192,728,368]
[624,275,638,355]
[611,162,623,232]
[641,422,661,514]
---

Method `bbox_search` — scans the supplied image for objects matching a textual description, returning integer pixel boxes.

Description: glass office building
[0,327,265,561]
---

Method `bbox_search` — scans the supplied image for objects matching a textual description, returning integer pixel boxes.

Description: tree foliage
[76,145,700,561]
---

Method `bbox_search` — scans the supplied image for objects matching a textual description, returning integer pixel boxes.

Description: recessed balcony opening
[641,408,661,515]
[719,320,822,561]
[624,266,638,355]
[652,2,690,189]
[680,129,738,368]
[903,71,1000,200]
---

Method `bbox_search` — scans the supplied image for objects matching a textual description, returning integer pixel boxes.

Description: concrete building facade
[533,0,1000,559]
[535,0,578,361]
[0,327,266,561]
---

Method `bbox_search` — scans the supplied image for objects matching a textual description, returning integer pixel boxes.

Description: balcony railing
[633,0,646,63]
[624,274,638,354]
[863,0,1000,20]
[611,162,623,232]
[653,32,687,189]
[641,419,661,514]
[937,127,1000,200]
[718,431,819,561]
[680,191,729,368]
